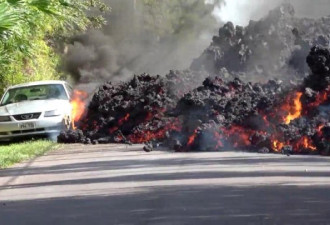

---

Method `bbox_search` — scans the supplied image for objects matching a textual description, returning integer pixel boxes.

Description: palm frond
[0,2,20,33]
[29,0,58,16]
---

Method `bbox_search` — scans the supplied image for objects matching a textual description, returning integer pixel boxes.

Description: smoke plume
[64,0,220,85]
[64,0,330,86]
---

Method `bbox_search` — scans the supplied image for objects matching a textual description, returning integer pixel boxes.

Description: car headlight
[44,110,62,117]
[0,116,11,122]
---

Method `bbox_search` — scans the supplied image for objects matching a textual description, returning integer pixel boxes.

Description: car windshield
[1,84,68,106]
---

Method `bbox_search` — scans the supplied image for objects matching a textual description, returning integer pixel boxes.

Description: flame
[294,136,317,151]
[282,92,303,125]
[187,129,198,146]
[272,140,285,152]
[71,90,88,130]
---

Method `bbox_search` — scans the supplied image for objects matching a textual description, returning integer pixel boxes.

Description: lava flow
[58,4,330,155]
[60,48,330,154]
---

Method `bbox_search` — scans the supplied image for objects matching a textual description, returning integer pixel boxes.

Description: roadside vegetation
[0,140,59,169]
[0,0,108,95]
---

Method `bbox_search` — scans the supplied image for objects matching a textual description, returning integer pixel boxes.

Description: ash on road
[1,145,330,225]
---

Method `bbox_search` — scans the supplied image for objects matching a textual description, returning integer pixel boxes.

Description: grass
[0,140,60,169]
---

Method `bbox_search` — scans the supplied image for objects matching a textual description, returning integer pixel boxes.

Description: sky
[210,0,330,26]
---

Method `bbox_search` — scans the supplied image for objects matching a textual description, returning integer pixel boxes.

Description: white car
[0,80,73,141]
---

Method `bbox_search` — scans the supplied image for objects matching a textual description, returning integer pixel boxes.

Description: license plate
[19,122,36,130]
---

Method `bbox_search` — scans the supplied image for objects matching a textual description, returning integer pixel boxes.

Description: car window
[1,84,68,105]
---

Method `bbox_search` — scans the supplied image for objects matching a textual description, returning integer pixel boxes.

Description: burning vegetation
[59,4,330,155]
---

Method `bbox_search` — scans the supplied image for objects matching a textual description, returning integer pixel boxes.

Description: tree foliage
[0,0,108,94]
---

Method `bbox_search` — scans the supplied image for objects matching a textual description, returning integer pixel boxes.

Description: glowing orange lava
[108,113,130,134]
[283,92,303,125]
[128,119,182,143]
[294,136,317,151]
[308,88,330,108]
[317,124,325,137]
[272,140,285,152]
[224,126,253,147]
[118,113,130,126]
[71,90,88,129]
[187,129,198,146]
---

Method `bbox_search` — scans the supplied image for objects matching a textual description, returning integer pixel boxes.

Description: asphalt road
[1,144,330,225]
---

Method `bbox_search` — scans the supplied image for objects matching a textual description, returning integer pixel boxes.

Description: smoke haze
[64,0,330,85]
[65,0,220,84]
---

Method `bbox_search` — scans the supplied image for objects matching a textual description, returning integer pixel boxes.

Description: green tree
[0,0,108,94]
